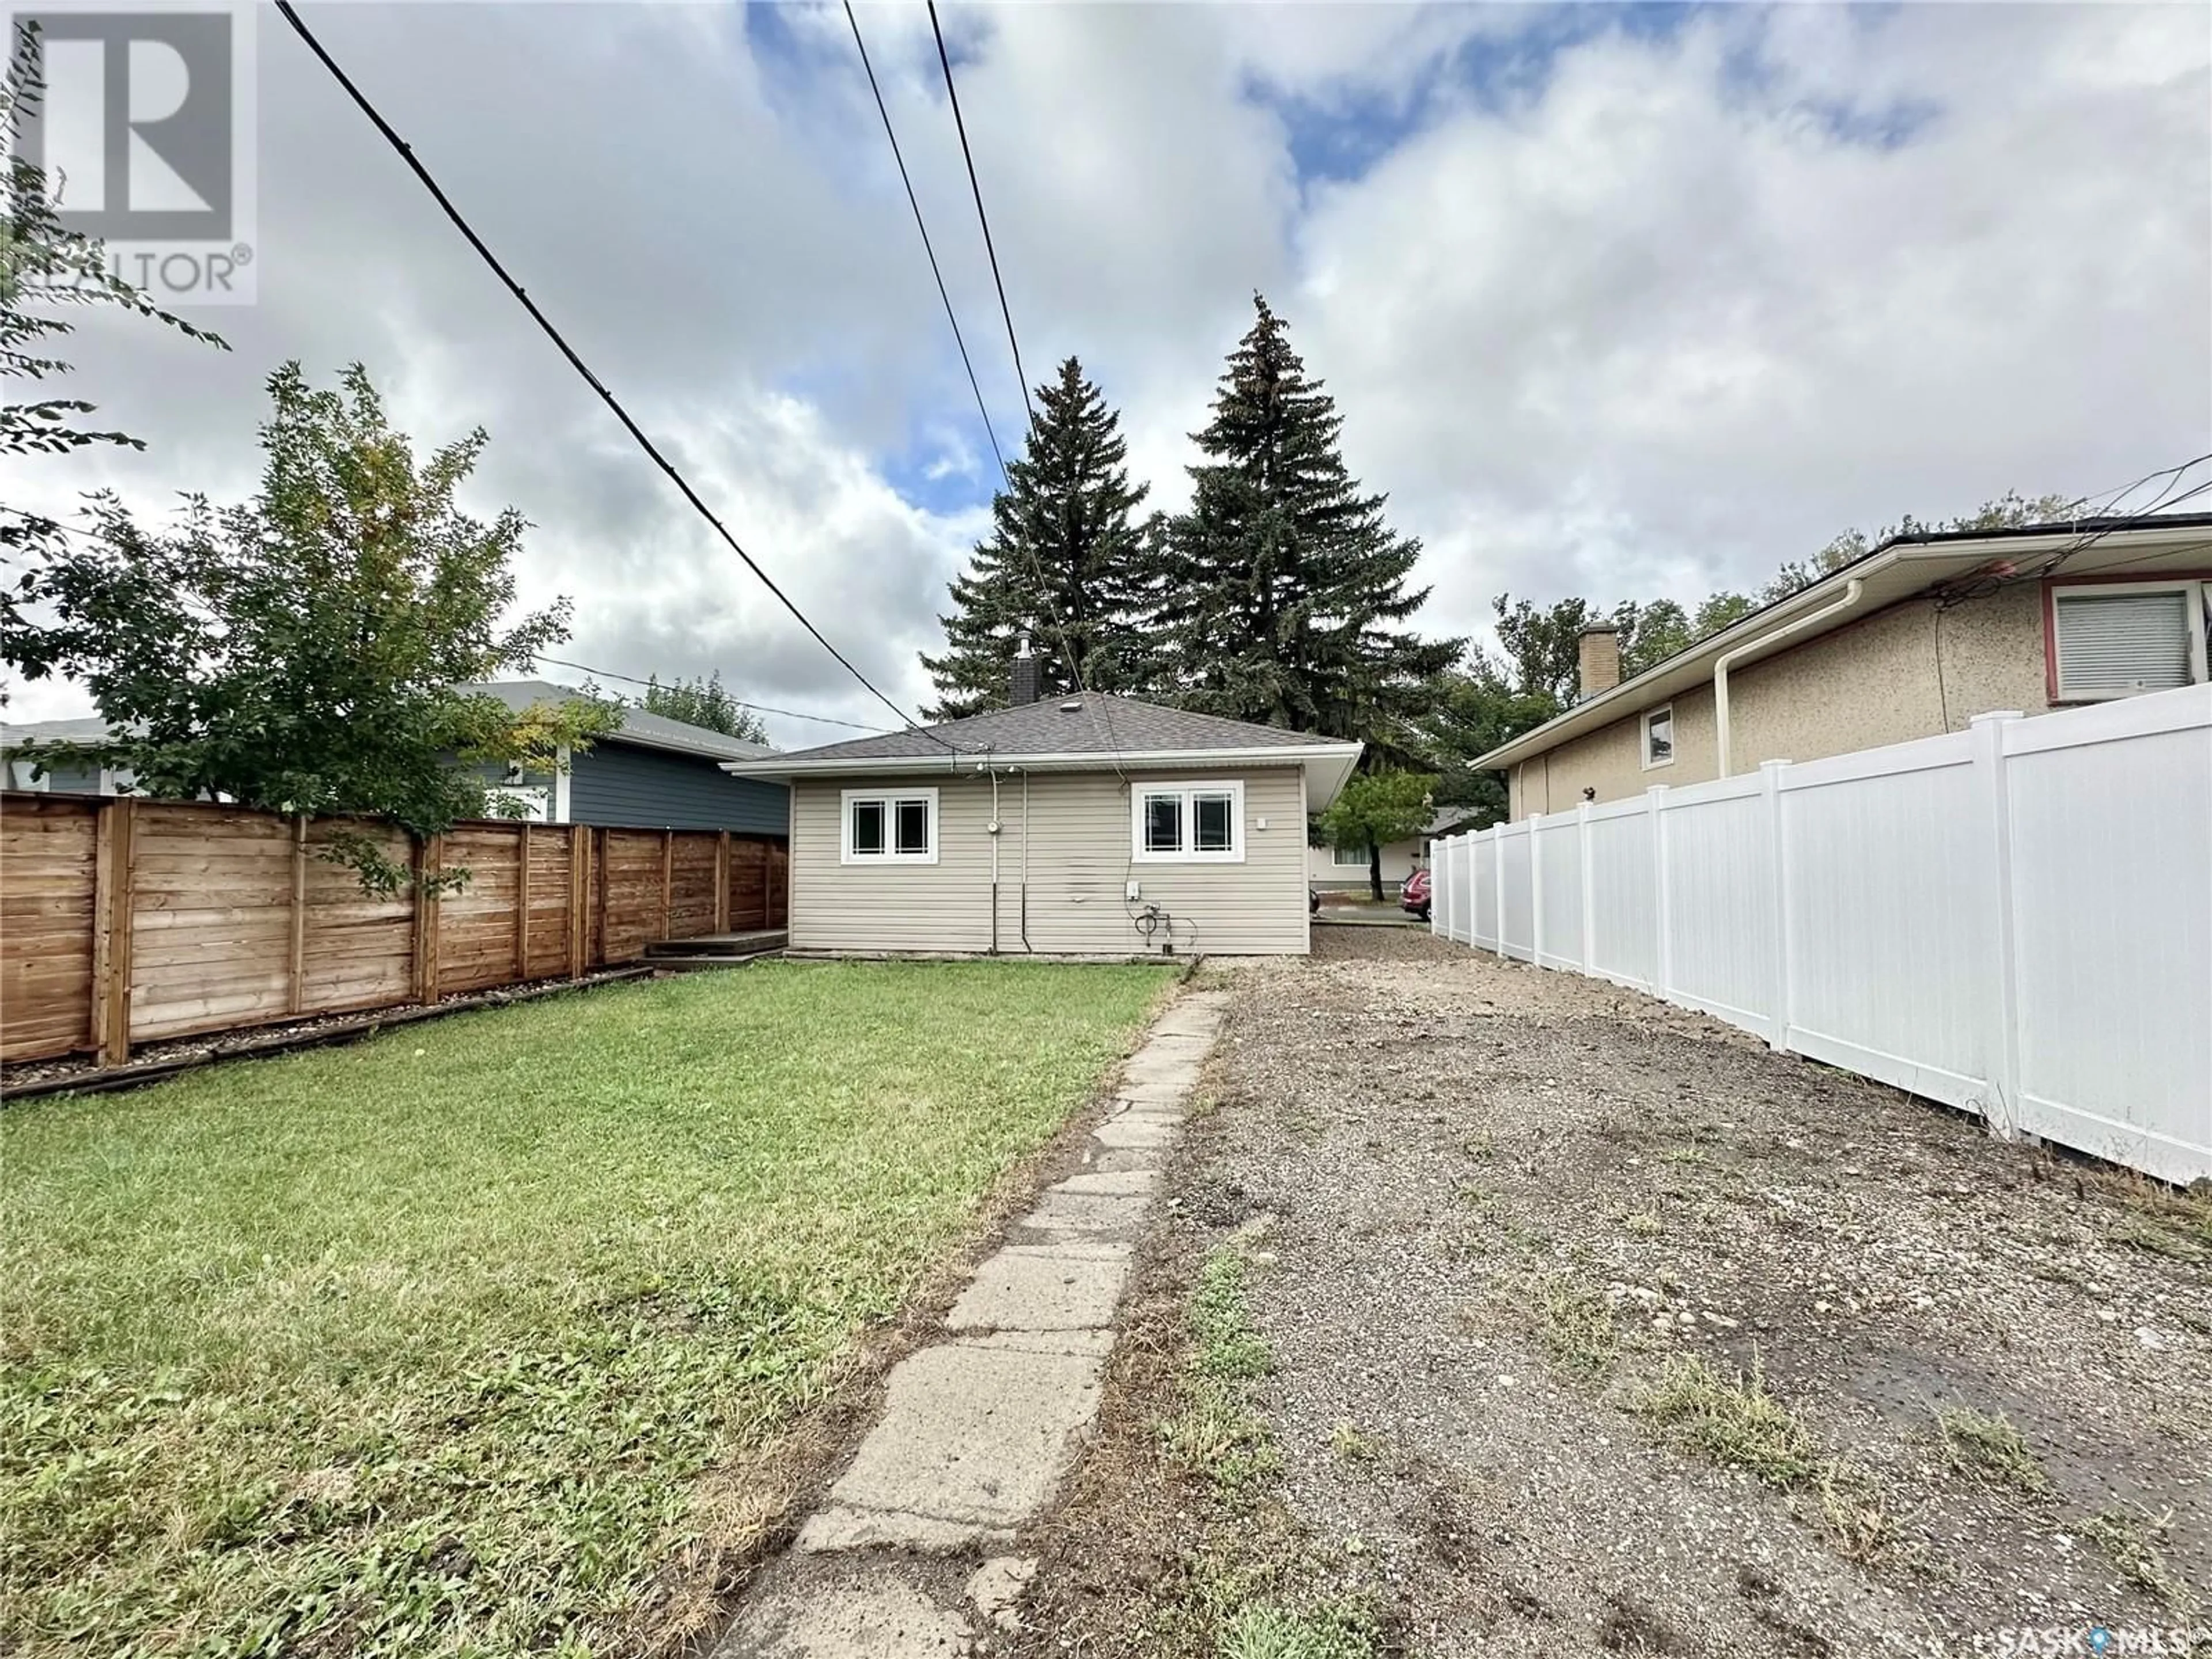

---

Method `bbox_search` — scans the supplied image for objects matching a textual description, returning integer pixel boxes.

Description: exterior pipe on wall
[1714,578,1864,778]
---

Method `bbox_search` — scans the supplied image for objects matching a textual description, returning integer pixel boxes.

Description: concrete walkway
[711,990,1227,1658]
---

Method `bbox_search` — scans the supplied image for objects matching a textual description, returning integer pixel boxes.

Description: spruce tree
[1149,295,1460,740]
[920,357,1152,718]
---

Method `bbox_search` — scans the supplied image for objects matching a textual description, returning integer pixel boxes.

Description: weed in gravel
[2109,1214,2205,1262]
[1539,1285,1620,1381]
[1935,1407,2048,1491]
[1813,1461,1899,1565]
[1637,1355,1820,1487]
[2084,1504,2196,1613]
[1191,1251,1272,1381]
[1330,1421,1377,1462]
[1623,1210,1665,1238]
[1161,1247,1279,1502]
[1217,1597,1378,1659]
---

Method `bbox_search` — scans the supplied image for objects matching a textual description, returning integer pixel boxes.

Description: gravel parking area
[1009,929,2210,1658]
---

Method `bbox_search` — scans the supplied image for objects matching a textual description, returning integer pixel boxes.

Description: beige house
[1476,513,2212,817]
[725,687,1362,958]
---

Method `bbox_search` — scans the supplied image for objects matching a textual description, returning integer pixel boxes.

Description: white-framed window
[841,787,938,864]
[2051,579,2210,702]
[1641,703,1675,770]
[1132,781,1244,863]
[1331,843,1368,869]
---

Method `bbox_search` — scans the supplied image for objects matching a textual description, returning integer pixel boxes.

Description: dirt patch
[1005,929,2211,1656]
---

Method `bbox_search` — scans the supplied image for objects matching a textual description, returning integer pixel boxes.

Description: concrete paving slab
[1016,1190,1149,1237]
[1118,1053,1203,1092]
[962,1328,1115,1357]
[808,1342,1103,1538]
[714,1573,971,1657]
[947,1249,1130,1332]
[1093,1116,1175,1150]
[796,1505,999,1555]
[1051,1168,1159,1196]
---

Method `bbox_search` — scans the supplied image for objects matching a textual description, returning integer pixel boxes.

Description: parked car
[1401,868,1430,922]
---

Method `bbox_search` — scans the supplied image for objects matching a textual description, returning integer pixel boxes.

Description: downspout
[1715,578,1865,778]
[986,760,1001,956]
[1019,768,1033,952]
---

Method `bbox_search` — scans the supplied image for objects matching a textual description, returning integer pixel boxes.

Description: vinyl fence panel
[2003,692,2212,1180]
[1585,799,1658,991]
[1472,832,1499,950]
[1660,776,1776,1032]
[1426,684,2212,1184]
[1534,814,1585,971]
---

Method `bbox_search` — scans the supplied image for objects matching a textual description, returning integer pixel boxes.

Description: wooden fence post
[515,824,532,982]
[568,823,588,978]
[287,813,308,1015]
[96,797,137,1066]
[594,830,611,966]
[715,831,730,933]
[660,829,674,939]
[415,832,443,1005]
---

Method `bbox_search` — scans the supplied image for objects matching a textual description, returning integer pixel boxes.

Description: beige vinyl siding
[789,766,1311,956]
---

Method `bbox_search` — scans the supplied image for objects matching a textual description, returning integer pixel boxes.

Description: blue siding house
[3,684,790,838]
[467,681,789,834]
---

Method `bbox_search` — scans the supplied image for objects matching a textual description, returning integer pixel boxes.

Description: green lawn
[1,959,1173,1658]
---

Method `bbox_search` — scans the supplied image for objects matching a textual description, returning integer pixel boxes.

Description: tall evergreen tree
[920,357,1152,719]
[1148,295,1460,740]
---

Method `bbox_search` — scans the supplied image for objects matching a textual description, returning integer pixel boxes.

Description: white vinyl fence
[1431,685,2212,1184]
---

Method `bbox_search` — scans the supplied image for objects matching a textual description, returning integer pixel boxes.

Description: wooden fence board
[0,795,783,1064]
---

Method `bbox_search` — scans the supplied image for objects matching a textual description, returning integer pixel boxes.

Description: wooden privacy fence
[0,794,787,1067]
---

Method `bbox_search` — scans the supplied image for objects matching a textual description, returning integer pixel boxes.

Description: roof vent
[1058,698,1084,713]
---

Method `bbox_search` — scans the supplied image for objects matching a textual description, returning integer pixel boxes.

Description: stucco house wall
[1511,582,2051,817]
[788,765,1310,957]
[1307,838,1421,889]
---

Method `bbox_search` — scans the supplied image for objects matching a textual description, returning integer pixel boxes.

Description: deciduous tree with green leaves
[922,356,1153,718]
[1147,296,1460,740]
[3,362,616,890]
[638,671,770,745]
[1316,767,1436,902]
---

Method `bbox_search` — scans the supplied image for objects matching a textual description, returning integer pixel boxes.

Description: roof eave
[1466,517,2212,772]
[724,742,1365,792]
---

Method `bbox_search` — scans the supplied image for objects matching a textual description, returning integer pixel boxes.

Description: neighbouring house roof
[1426,805,1484,838]
[723,691,1365,807]
[0,684,777,766]
[0,715,120,751]
[462,680,776,762]
[1470,511,2212,772]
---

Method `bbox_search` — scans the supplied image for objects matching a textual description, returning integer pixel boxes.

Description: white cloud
[6,3,2205,736]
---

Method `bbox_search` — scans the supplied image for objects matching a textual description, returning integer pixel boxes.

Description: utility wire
[848,0,1125,779]
[529,654,893,732]
[915,2,1132,782]
[927,1,1034,432]
[841,1,1012,485]
[272,0,949,749]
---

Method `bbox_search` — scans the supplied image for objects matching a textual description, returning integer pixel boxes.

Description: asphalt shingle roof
[464,681,775,760]
[2,685,775,762]
[761,692,1344,766]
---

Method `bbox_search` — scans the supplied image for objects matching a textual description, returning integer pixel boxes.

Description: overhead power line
[528,654,893,732]
[271,0,948,749]
[842,1,1014,485]
[927,1,1035,432]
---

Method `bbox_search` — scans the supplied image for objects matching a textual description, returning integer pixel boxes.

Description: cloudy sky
[13,0,2210,744]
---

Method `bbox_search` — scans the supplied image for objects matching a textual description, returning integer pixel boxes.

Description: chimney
[1009,634,1041,707]
[1577,622,1621,700]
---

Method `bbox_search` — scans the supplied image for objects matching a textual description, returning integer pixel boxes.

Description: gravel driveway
[1009,928,2210,1658]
